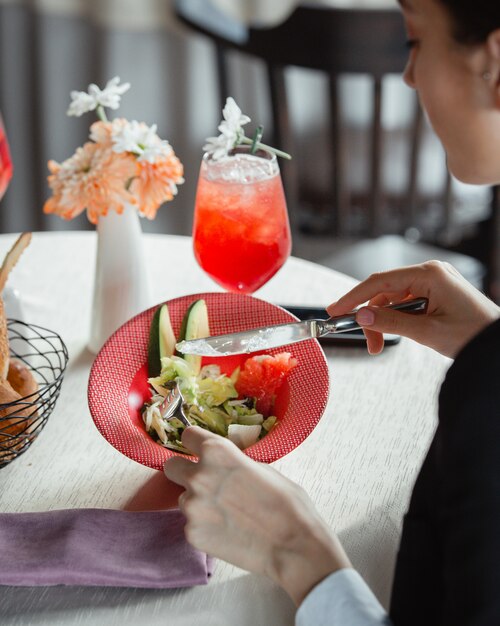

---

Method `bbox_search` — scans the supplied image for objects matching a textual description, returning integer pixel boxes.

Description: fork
[158,381,191,429]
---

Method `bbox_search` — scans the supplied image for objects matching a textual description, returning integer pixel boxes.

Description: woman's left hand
[164,426,351,606]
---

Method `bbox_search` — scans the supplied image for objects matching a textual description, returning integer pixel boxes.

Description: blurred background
[0,0,498,300]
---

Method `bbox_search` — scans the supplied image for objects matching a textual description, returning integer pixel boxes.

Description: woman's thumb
[356,306,428,343]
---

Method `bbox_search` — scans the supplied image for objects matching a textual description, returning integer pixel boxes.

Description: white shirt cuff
[296,568,391,626]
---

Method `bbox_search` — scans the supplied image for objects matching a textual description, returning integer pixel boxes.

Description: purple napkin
[0,508,214,588]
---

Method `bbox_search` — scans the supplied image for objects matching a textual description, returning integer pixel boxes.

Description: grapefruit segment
[235,352,297,415]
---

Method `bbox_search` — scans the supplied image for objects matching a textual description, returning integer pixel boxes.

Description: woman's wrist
[267,516,351,606]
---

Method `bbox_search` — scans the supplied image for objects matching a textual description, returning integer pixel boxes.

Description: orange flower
[89,118,128,147]
[130,152,184,219]
[46,81,185,225]
[43,142,137,224]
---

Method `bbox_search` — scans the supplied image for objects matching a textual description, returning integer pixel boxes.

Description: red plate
[88,292,330,470]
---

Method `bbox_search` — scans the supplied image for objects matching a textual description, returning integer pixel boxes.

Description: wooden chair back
[173,1,445,238]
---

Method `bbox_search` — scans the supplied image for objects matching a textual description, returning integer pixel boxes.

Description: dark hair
[437,0,500,44]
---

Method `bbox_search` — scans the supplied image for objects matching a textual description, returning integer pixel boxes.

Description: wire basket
[0,320,69,468]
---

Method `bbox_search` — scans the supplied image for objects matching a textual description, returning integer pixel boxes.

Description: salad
[141,299,297,453]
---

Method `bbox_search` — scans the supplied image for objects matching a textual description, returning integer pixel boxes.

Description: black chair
[174,0,489,290]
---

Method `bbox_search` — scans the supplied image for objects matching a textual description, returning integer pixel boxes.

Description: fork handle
[320,297,428,335]
[176,407,192,429]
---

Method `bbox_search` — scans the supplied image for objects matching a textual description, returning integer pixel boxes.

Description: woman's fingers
[164,455,198,488]
[355,304,433,345]
[164,427,243,489]
[326,265,427,317]
[354,293,404,355]
[362,327,385,355]
[181,424,225,456]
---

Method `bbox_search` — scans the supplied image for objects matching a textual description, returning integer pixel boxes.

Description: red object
[236,352,298,415]
[0,115,13,200]
[192,158,291,293]
[88,292,330,470]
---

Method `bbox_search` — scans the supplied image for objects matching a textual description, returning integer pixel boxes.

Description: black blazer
[389,318,500,625]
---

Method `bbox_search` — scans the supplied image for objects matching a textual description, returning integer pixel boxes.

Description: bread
[0,379,35,458]
[0,233,37,463]
[7,359,39,399]
[0,233,32,382]
[0,376,38,464]
[0,232,32,294]
[0,299,8,381]
[0,378,22,408]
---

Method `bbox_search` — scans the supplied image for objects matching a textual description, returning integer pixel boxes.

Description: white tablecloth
[0,231,450,626]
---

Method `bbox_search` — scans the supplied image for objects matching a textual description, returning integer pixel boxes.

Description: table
[0,231,450,626]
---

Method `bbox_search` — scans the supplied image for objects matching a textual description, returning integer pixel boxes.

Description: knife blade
[175,297,428,357]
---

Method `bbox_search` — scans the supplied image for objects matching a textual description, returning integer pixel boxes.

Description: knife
[175,297,428,357]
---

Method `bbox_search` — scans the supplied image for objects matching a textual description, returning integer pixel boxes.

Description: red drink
[193,147,291,293]
[0,115,13,201]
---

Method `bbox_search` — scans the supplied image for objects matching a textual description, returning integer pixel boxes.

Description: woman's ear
[486,29,500,107]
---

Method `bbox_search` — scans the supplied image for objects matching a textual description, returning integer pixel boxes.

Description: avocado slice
[176,299,210,375]
[147,304,176,377]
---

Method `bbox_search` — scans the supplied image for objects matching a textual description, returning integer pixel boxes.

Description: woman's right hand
[326,261,500,358]
[164,426,351,606]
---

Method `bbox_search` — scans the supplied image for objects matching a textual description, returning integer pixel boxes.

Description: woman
[165,0,500,623]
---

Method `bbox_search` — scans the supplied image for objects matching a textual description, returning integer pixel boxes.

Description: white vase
[88,203,152,354]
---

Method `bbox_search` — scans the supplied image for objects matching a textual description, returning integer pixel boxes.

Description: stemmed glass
[0,114,13,201]
[0,114,18,318]
[192,145,291,294]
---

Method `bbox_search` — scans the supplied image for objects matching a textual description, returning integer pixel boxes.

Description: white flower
[220,97,251,134]
[204,97,251,160]
[203,135,234,161]
[67,92,96,117]
[139,142,173,163]
[67,76,130,117]
[111,120,173,163]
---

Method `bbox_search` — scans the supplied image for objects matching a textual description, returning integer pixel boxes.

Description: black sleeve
[389,318,500,626]
[435,318,500,625]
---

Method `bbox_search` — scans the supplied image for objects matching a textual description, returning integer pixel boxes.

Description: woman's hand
[164,426,350,606]
[327,260,500,358]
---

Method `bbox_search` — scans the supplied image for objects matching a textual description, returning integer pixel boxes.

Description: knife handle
[321,297,428,335]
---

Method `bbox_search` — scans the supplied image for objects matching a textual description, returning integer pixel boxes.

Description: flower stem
[96,105,108,123]
[240,136,291,160]
[125,176,136,191]
[251,126,264,154]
